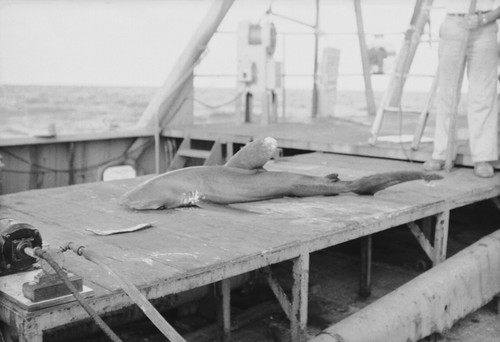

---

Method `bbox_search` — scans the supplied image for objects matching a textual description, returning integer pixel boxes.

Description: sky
[0,0,447,90]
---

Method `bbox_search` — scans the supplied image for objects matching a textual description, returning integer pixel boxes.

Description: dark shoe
[474,162,494,178]
[423,159,445,172]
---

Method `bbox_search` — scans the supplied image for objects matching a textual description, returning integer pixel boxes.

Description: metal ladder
[369,0,435,147]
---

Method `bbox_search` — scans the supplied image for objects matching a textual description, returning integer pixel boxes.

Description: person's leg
[432,17,466,162]
[466,22,499,165]
[424,16,465,171]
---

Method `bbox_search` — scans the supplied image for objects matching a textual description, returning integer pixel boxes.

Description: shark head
[119,176,186,210]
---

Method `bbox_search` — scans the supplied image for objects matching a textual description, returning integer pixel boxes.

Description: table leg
[359,235,372,298]
[221,279,231,341]
[407,210,450,267]
[433,210,450,265]
[215,279,231,341]
[290,252,309,342]
[18,320,42,342]
[264,253,310,342]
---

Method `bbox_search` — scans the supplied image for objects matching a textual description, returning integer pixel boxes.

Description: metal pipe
[311,229,500,342]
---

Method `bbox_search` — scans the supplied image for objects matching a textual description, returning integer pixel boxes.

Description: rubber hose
[33,248,123,342]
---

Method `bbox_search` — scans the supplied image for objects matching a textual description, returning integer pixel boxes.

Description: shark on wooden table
[120,137,442,210]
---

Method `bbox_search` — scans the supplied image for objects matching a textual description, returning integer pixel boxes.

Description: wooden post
[311,0,320,118]
[17,320,43,342]
[353,0,376,116]
[433,210,450,265]
[445,0,476,172]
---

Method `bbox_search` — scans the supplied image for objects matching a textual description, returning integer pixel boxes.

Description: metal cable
[192,90,245,109]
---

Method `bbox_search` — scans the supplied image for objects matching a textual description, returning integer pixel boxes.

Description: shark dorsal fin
[225,137,278,170]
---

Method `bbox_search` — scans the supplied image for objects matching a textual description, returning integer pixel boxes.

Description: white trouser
[432,15,499,163]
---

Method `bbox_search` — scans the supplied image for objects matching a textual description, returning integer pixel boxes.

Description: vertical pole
[354,0,376,116]
[18,320,43,342]
[154,110,161,174]
[359,235,372,298]
[282,34,287,120]
[244,92,253,123]
[311,0,320,118]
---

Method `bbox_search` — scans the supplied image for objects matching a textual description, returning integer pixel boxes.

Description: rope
[0,139,152,174]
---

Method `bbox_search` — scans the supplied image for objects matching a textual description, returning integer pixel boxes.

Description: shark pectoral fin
[196,200,261,215]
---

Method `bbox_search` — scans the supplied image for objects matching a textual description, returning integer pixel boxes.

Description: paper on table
[86,223,154,236]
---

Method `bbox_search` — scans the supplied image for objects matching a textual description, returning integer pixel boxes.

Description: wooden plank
[0,137,151,194]
[291,252,309,342]
[407,221,434,260]
[265,268,292,320]
[178,149,211,159]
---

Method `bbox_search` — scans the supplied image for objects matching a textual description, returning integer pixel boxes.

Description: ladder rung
[177,149,211,159]
[384,107,421,114]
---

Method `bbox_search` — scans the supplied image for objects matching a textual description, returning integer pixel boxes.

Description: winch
[0,218,42,275]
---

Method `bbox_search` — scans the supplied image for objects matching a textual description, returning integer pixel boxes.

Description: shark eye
[157,205,167,210]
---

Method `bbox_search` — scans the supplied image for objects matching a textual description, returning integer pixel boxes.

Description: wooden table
[0,152,498,341]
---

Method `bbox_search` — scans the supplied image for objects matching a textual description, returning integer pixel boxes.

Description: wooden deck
[0,152,499,341]
[163,113,500,169]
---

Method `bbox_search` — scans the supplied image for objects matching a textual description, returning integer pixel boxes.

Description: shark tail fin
[350,171,442,195]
